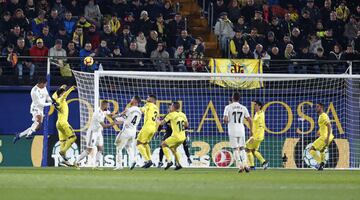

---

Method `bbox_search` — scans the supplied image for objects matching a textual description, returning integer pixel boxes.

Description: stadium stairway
[178,0,221,57]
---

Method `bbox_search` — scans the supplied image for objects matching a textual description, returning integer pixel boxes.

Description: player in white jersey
[113,96,142,170]
[14,77,53,144]
[223,92,252,173]
[75,100,115,168]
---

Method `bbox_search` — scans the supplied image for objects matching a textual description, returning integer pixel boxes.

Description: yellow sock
[162,147,172,162]
[171,148,181,164]
[320,151,326,163]
[59,140,66,155]
[254,151,266,164]
[310,149,321,163]
[62,136,77,153]
[137,144,149,161]
[145,144,152,160]
[247,152,254,167]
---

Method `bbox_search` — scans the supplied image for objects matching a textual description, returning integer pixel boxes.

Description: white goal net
[73,71,360,169]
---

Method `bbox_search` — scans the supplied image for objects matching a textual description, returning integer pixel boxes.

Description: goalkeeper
[52,85,77,167]
[157,104,192,168]
[246,100,269,170]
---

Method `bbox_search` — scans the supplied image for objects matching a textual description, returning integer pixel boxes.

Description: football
[83,56,94,66]
[303,143,329,168]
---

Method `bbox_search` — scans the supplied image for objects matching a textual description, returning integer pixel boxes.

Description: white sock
[233,149,241,168]
[96,151,103,164]
[116,146,123,167]
[126,145,135,165]
[240,149,248,168]
[77,150,89,164]
[19,128,31,138]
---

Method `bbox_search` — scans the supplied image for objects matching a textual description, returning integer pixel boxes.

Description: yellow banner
[209,59,263,89]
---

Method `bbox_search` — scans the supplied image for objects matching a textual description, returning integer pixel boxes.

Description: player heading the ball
[223,92,252,173]
[14,77,54,144]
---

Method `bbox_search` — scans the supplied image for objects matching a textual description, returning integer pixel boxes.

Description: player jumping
[223,92,252,173]
[157,102,189,170]
[113,96,142,170]
[246,100,269,170]
[14,77,53,143]
[52,85,77,167]
[309,103,333,171]
[75,100,115,168]
[136,94,159,168]
[158,103,192,168]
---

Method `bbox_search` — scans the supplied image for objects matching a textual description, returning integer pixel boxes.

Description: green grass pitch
[0,168,359,200]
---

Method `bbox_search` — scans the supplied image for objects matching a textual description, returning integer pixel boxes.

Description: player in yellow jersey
[136,94,159,168]
[310,103,334,171]
[52,85,77,167]
[157,102,188,170]
[246,100,269,170]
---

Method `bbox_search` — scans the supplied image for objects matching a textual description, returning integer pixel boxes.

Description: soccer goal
[72,70,360,169]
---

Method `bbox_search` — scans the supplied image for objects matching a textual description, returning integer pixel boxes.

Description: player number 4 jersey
[118,106,142,131]
[223,102,250,137]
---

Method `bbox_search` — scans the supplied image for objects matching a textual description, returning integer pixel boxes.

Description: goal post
[73,70,360,169]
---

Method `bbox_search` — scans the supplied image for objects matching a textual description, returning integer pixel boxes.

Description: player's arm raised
[58,85,76,102]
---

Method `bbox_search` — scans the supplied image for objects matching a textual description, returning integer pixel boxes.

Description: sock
[254,150,266,164]
[320,150,326,163]
[162,147,172,162]
[116,146,123,167]
[137,144,149,161]
[96,151,103,164]
[240,149,248,168]
[183,142,191,159]
[77,150,89,163]
[233,149,241,167]
[145,144,152,160]
[62,136,77,154]
[171,148,181,164]
[310,149,321,164]
[159,148,164,162]
[126,145,135,165]
[247,152,255,167]
[59,140,67,161]
[19,127,32,138]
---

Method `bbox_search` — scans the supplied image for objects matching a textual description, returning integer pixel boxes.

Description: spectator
[229,30,245,58]
[138,10,154,37]
[166,13,185,47]
[342,44,358,60]
[194,37,205,56]
[320,0,332,23]
[1,44,16,76]
[100,24,118,50]
[284,44,297,73]
[327,11,345,41]
[144,0,162,21]
[297,46,319,74]
[136,32,147,54]
[77,15,92,31]
[31,10,47,36]
[251,10,269,36]
[63,11,76,36]
[117,25,133,54]
[176,30,195,53]
[29,38,48,73]
[344,15,359,42]
[129,0,143,20]
[154,14,166,39]
[291,27,305,52]
[52,0,66,19]
[79,42,95,72]
[354,30,360,52]
[241,0,257,23]
[253,44,264,59]
[150,42,172,71]
[214,12,235,56]
[0,12,12,36]
[246,28,262,51]
[263,31,277,52]
[320,29,337,55]
[228,0,241,23]
[48,9,61,35]
[96,40,112,57]
[302,0,320,21]
[336,1,351,22]
[298,10,314,38]
[269,46,283,60]
[72,26,87,48]
[6,0,22,14]
[162,0,174,22]
[173,45,187,72]
[280,13,296,39]
[287,4,299,22]
[309,34,323,54]
[40,26,54,48]
[268,46,283,73]
[112,46,122,58]
[328,44,346,73]
[7,25,22,46]
[25,31,35,48]
[66,41,79,69]
[109,12,121,34]
[233,16,250,34]
[270,16,282,41]
[24,0,37,19]
[55,26,70,47]
[37,0,50,13]
[314,47,333,74]
[86,24,101,50]
[122,12,137,36]
[10,9,30,32]
[67,0,82,17]
[238,44,254,58]
[84,0,102,28]
[49,39,67,75]
[125,42,145,69]
[146,30,159,57]
[213,0,227,22]
[15,37,35,79]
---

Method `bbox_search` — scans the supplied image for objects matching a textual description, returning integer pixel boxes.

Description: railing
[0,56,359,85]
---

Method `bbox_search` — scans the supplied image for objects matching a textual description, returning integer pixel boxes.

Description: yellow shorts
[246,138,263,151]
[165,136,185,148]
[312,136,334,151]
[137,125,157,143]
[56,121,75,141]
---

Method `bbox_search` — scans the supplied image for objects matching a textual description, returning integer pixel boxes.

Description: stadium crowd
[0,0,358,79]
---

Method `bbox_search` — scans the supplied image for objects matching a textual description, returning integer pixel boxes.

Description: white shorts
[86,130,103,148]
[115,129,136,149]
[229,136,246,149]
[31,107,44,122]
